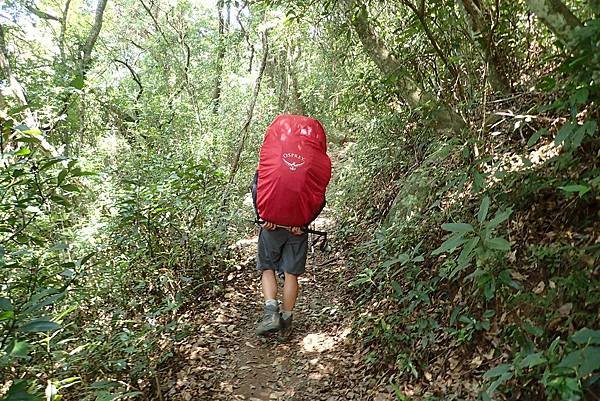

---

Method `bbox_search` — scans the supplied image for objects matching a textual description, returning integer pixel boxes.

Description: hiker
[252,114,331,336]
[255,221,307,336]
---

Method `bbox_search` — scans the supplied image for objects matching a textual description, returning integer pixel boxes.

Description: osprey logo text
[282,153,305,171]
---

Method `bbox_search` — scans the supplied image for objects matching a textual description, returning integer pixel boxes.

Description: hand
[261,221,276,231]
[290,226,304,236]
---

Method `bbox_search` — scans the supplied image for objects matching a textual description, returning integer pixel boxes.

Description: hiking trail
[161,212,394,401]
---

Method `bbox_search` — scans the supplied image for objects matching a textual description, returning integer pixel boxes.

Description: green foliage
[1,114,88,400]
[481,328,600,400]
[434,197,515,300]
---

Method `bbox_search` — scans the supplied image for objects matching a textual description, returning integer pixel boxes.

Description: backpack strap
[251,171,261,223]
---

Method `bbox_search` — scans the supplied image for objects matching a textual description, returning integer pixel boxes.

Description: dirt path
[161,216,394,401]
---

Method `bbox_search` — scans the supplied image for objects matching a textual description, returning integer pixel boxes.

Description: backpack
[252,114,332,228]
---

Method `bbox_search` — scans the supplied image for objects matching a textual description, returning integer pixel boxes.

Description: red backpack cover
[254,114,331,227]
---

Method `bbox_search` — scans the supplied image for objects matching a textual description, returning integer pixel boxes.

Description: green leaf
[557,349,583,371]
[581,120,597,136]
[70,74,85,90]
[391,280,402,296]
[19,319,60,333]
[481,392,492,401]
[0,310,15,320]
[465,268,485,282]
[487,372,512,394]
[477,196,490,223]
[432,234,469,256]
[22,292,63,314]
[557,348,600,376]
[483,364,511,379]
[449,306,462,326]
[61,184,80,192]
[569,87,589,106]
[457,237,479,268]
[527,128,548,147]
[537,76,556,91]
[57,169,69,186]
[571,125,587,148]
[79,252,96,267]
[39,158,64,171]
[524,321,544,337]
[572,328,600,345]
[473,171,485,192]
[519,352,547,369]
[483,309,496,319]
[14,147,31,157]
[487,208,512,230]
[3,380,42,401]
[485,237,511,251]
[579,347,600,376]
[15,125,41,135]
[441,223,474,233]
[559,184,590,197]
[0,297,13,311]
[6,340,30,358]
[555,122,575,146]
[484,280,496,300]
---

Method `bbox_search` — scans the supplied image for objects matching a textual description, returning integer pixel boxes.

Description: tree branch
[139,0,169,44]
[236,2,254,72]
[82,0,109,67]
[24,2,60,21]
[114,59,143,103]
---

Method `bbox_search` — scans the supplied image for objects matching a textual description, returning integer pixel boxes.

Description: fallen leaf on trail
[558,303,573,316]
[533,281,545,294]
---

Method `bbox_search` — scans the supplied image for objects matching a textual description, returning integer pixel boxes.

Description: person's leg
[281,272,298,313]
[262,269,277,301]
[256,268,281,335]
[256,228,286,335]
[279,232,307,338]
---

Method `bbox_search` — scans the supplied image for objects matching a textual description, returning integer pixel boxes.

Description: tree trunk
[212,0,225,113]
[229,31,269,184]
[348,2,465,130]
[0,24,57,155]
[526,0,583,44]
[458,0,511,94]
[59,0,72,64]
[82,0,108,69]
[401,0,461,87]
[350,4,423,107]
[0,24,35,125]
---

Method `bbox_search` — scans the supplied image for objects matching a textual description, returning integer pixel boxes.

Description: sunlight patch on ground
[301,327,350,353]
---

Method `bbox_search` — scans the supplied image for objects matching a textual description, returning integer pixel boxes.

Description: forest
[0,0,599,400]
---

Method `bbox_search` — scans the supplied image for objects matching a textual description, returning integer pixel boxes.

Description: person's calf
[282,272,298,312]
[261,269,277,300]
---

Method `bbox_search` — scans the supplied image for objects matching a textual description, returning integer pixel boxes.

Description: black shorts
[256,227,308,276]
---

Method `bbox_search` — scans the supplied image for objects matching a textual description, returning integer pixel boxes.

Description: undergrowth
[333,39,600,401]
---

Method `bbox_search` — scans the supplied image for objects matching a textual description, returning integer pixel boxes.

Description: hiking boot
[279,314,293,339]
[256,303,281,335]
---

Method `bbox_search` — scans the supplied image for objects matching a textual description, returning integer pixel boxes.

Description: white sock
[265,299,278,308]
[281,310,292,319]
